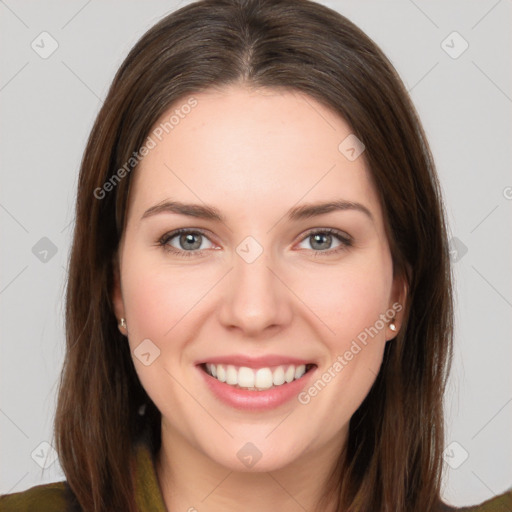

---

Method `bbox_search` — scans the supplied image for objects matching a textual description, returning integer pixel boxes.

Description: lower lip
[196,365,317,411]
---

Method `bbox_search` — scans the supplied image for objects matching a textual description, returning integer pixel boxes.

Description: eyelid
[158,228,217,253]
[298,227,352,245]
[158,227,353,257]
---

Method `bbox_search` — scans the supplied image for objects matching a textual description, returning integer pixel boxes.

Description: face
[112,84,406,473]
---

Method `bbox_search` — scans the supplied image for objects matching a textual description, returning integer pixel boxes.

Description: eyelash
[157,228,353,258]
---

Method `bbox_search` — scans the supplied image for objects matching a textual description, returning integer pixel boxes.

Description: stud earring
[389,321,397,332]
[118,318,127,331]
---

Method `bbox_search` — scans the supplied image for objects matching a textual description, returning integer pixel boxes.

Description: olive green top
[1,433,511,511]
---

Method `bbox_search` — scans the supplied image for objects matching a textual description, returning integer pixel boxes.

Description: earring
[389,321,397,332]
[118,318,127,331]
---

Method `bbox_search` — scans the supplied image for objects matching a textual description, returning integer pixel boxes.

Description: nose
[217,245,293,338]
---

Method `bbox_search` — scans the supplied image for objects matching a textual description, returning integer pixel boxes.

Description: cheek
[296,279,390,434]
[297,254,392,347]
[119,253,204,425]
[121,251,207,342]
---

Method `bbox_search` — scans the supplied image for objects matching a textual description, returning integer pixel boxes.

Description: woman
[1,0,510,511]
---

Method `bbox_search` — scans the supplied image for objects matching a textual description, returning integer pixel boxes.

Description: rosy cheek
[122,262,207,349]
[302,265,388,341]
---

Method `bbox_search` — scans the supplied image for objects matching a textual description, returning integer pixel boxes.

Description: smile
[195,354,318,410]
[201,363,316,391]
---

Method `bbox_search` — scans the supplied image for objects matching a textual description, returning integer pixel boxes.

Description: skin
[112,84,407,512]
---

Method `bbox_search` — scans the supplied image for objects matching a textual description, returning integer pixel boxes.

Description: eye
[296,228,352,256]
[157,227,353,258]
[158,229,216,257]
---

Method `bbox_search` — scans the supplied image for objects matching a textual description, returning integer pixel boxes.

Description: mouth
[199,362,317,391]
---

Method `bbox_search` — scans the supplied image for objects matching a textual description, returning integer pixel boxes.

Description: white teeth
[272,366,285,386]
[255,368,273,389]
[238,367,255,388]
[204,363,311,390]
[216,365,226,382]
[285,365,295,383]
[226,365,238,385]
[295,364,306,379]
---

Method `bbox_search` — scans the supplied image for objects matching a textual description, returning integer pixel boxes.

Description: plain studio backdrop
[0,0,511,508]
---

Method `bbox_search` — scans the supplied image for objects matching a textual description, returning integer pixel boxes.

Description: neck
[155,421,346,512]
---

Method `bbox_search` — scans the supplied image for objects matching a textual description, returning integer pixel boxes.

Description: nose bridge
[218,237,291,335]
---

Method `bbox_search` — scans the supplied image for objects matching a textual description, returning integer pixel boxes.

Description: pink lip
[196,363,317,411]
[195,354,314,369]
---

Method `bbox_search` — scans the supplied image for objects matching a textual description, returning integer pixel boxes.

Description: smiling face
[112,84,406,473]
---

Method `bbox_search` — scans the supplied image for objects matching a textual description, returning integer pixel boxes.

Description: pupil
[312,233,330,250]
[181,233,201,250]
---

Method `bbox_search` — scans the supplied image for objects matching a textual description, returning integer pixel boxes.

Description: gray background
[1,0,511,507]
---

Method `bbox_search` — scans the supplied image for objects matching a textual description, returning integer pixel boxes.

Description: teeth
[294,364,306,379]
[226,365,237,385]
[285,365,295,383]
[238,366,255,388]
[273,366,285,386]
[204,363,310,390]
[255,368,273,389]
[216,364,226,382]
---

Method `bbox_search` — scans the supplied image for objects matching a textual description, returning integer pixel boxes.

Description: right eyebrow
[141,200,225,222]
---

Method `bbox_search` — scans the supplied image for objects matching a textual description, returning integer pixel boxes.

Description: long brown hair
[54,1,454,510]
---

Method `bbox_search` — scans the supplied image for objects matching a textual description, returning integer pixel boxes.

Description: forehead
[127,85,381,224]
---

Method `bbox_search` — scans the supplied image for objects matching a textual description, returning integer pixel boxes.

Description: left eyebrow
[287,200,373,222]
[140,199,373,223]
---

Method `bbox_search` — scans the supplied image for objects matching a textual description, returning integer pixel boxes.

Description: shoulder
[0,480,78,512]
[437,487,512,511]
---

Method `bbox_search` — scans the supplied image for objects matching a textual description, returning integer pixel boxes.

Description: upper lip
[196,355,316,369]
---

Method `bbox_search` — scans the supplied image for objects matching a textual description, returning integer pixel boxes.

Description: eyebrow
[140,199,373,223]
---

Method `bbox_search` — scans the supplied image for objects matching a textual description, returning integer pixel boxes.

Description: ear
[111,252,125,322]
[386,266,409,341]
